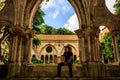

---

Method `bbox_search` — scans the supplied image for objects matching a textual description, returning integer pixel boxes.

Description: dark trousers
[57,62,73,77]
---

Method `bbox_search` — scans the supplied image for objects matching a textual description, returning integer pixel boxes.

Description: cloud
[57,0,71,15]
[105,0,115,13]
[41,0,71,15]
[47,10,59,19]
[62,5,70,14]
[63,13,79,32]
[53,10,59,19]
[58,0,65,4]
[41,0,57,9]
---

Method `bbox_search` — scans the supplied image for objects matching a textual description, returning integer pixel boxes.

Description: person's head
[64,45,71,52]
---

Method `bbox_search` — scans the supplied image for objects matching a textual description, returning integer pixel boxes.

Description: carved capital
[75,29,85,38]
[85,27,100,37]
[9,26,34,38]
[110,30,120,37]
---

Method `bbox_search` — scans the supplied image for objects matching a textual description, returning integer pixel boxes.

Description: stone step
[7,77,120,80]
[9,77,80,80]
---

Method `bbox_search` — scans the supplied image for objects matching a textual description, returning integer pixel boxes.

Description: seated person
[56,45,73,77]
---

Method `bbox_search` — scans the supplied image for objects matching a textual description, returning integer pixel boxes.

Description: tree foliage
[114,0,120,15]
[36,24,75,35]
[33,7,45,32]
[100,32,120,60]
[32,36,41,46]
[32,7,45,46]
[100,33,114,59]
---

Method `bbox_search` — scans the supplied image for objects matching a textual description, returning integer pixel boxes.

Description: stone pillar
[75,29,88,63]
[53,55,54,63]
[48,55,50,63]
[8,26,34,78]
[95,34,101,62]
[76,27,105,77]
[86,27,101,63]
[87,28,101,63]
[75,27,101,64]
[110,30,120,63]
[44,55,45,64]
[87,35,94,62]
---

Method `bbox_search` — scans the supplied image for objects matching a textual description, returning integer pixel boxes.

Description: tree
[39,25,75,35]
[114,0,120,15]
[32,7,45,46]
[33,36,41,47]
[44,25,57,34]
[33,7,45,34]
[55,28,75,35]
[100,33,114,60]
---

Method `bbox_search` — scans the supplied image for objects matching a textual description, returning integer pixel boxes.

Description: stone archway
[0,0,43,78]
[39,44,58,64]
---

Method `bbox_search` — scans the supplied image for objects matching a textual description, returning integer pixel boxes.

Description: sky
[41,0,116,32]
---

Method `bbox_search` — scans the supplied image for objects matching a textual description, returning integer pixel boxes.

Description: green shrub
[73,60,79,64]
[31,57,43,64]
[31,57,38,64]
[38,60,43,63]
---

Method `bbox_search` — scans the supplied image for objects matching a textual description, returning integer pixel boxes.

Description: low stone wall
[20,64,81,78]
[9,63,120,79]
[106,64,120,77]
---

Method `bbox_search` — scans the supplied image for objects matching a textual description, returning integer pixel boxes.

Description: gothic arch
[60,44,78,56]
[39,44,58,55]
[68,44,78,53]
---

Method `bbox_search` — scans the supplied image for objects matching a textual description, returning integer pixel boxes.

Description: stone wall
[19,64,81,78]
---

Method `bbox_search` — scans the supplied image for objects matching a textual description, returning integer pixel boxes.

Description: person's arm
[67,52,73,62]
[67,56,73,63]
[61,55,65,62]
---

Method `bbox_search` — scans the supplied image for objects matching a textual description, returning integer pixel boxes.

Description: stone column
[110,30,120,63]
[95,35,101,62]
[8,26,34,78]
[53,55,54,63]
[48,55,50,63]
[94,30,101,62]
[44,55,45,64]
[75,27,101,64]
[75,29,88,63]
[84,27,100,63]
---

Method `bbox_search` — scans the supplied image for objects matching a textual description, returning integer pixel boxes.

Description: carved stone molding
[9,26,34,38]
